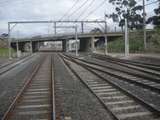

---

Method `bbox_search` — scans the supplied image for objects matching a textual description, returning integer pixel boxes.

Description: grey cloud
[0,0,157,37]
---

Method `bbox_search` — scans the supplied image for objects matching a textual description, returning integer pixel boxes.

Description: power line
[68,0,90,19]
[75,0,96,20]
[81,0,107,20]
[59,0,80,21]
[145,0,159,6]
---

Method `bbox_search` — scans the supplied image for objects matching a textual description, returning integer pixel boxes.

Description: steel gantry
[8,20,106,34]
[7,20,107,59]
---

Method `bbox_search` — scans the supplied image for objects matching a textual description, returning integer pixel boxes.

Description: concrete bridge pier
[66,39,70,52]
[91,37,96,52]
[62,39,67,52]
[104,35,108,55]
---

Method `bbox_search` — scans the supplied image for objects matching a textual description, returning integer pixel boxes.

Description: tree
[109,0,143,30]
[147,1,160,29]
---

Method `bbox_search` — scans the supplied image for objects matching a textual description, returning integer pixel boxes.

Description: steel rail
[92,54,160,70]
[65,54,160,83]
[59,54,120,120]
[93,53,160,67]
[51,55,56,120]
[0,54,35,75]
[2,55,56,120]
[0,54,31,69]
[1,56,45,120]
[64,54,160,94]
[92,54,160,78]
[61,54,160,116]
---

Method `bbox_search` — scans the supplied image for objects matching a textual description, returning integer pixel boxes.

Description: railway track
[92,54,160,76]
[0,54,36,75]
[64,54,160,93]
[92,53,160,69]
[60,53,160,120]
[62,54,160,110]
[2,55,55,120]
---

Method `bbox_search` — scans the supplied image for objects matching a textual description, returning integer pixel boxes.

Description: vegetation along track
[0,54,36,75]
[92,54,160,78]
[2,54,55,120]
[60,53,160,120]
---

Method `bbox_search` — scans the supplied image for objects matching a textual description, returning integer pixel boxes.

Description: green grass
[108,37,125,53]
[0,48,16,57]
[107,30,160,53]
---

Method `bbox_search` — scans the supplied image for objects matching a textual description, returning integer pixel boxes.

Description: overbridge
[11,32,123,52]
[8,20,123,54]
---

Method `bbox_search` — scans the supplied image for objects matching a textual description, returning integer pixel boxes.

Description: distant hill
[0,38,8,48]
[0,33,8,48]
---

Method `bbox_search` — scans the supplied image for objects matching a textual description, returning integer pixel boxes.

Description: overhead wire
[59,0,91,32]
[67,0,91,19]
[59,0,80,21]
[75,0,96,21]
[81,0,107,20]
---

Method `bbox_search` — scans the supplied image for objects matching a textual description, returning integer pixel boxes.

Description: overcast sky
[0,0,158,37]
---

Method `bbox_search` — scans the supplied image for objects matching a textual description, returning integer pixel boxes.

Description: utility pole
[54,22,57,35]
[143,0,147,50]
[16,40,19,57]
[8,23,12,59]
[38,40,40,51]
[115,26,117,32]
[81,22,84,34]
[104,13,108,55]
[30,40,33,54]
[125,19,129,57]
[16,31,19,58]
[8,23,17,59]
[75,26,78,56]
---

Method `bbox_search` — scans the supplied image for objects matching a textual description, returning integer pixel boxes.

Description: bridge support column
[66,39,70,52]
[30,40,33,53]
[104,35,108,55]
[16,41,21,58]
[62,39,67,52]
[81,22,84,33]
[91,37,95,52]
